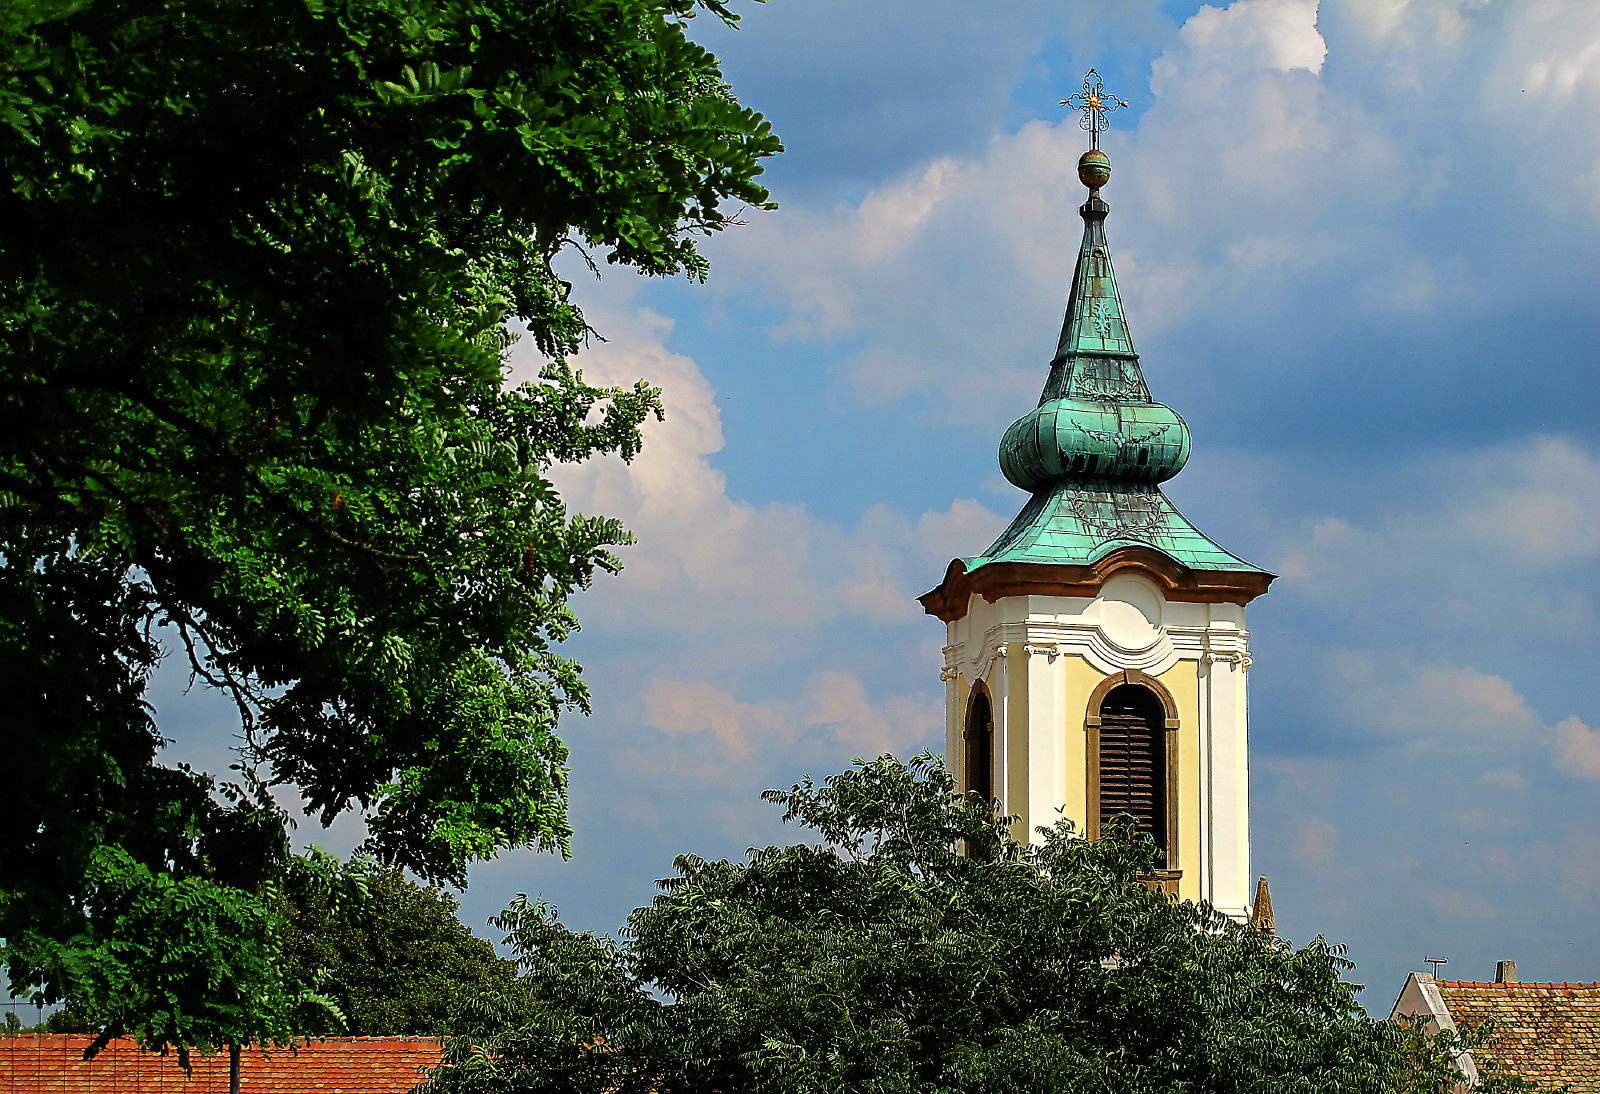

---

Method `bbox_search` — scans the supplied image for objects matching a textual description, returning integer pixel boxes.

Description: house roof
[1435,979,1600,1092]
[0,1035,442,1093]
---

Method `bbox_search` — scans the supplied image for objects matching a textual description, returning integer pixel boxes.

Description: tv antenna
[1424,955,1450,976]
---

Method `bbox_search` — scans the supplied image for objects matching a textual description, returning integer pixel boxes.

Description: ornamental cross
[1060,69,1129,151]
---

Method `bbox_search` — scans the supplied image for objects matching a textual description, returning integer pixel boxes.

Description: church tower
[918,76,1272,918]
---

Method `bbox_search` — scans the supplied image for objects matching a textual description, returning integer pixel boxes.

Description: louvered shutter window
[965,689,993,804]
[1097,684,1167,866]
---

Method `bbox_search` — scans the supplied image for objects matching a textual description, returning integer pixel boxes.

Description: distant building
[1390,961,1600,1092]
[919,80,1270,917]
[0,1034,441,1092]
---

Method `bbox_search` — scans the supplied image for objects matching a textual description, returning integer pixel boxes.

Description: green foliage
[0,0,776,1056]
[425,754,1542,1094]
[272,863,525,1037]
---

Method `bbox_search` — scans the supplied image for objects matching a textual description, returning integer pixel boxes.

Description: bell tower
[918,74,1272,918]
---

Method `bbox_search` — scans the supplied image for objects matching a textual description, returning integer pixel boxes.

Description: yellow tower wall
[940,574,1254,918]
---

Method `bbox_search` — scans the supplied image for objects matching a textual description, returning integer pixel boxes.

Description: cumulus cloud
[1268,437,1600,649]
[513,285,1020,652]
[644,678,769,755]
[1322,656,1538,746]
[641,672,939,761]
[703,0,1381,422]
[1553,715,1600,780]
[1458,438,1600,565]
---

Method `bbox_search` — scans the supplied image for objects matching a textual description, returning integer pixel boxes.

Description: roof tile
[1436,980,1600,1092]
[0,1035,442,1093]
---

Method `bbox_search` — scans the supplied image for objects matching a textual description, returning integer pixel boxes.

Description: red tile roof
[1434,980,1600,1092]
[0,1035,442,1093]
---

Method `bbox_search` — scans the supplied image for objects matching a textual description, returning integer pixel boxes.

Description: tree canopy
[272,864,525,1037]
[0,0,777,1055]
[425,754,1537,1094]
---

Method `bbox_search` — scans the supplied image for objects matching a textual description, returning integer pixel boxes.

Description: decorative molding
[1200,633,1253,671]
[1083,669,1181,730]
[957,617,1252,678]
[939,666,959,682]
[918,549,1274,623]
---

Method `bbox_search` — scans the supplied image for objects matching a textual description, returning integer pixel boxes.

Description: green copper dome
[999,396,1190,490]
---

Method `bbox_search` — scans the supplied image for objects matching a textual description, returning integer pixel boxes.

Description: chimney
[1495,960,1517,984]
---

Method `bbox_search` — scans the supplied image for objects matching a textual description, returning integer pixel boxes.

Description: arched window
[1096,683,1167,867]
[964,685,994,804]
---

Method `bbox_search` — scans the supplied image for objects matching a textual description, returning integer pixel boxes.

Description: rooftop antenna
[1424,955,1450,976]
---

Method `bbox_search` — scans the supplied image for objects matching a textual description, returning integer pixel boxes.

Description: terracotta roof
[0,1035,442,1092]
[1434,980,1600,1092]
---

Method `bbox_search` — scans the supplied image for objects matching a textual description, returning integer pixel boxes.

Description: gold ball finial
[1078,149,1112,191]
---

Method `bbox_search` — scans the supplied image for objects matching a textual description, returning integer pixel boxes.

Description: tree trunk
[229,1043,241,1094]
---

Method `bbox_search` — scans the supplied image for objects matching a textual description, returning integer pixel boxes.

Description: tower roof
[920,125,1271,621]
[1053,190,1136,362]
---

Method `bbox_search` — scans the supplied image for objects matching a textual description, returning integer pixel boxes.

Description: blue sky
[151,0,1600,1016]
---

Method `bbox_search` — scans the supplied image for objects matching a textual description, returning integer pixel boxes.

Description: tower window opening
[964,687,994,806]
[1096,684,1167,867]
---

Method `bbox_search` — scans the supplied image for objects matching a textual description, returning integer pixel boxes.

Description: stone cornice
[918,548,1273,624]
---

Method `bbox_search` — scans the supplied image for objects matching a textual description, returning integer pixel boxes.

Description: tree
[0,0,778,1056]
[30,859,522,1039]
[425,754,1540,1094]
[272,864,526,1037]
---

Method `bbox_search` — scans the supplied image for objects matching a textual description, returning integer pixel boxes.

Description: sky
[142,0,1600,1019]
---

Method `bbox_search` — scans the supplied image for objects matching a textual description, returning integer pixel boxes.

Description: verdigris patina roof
[922,145,1271,617]
[973,479,1262,573]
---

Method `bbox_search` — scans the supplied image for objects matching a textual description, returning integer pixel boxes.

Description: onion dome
[996,151,1191,492]
[1000,397,1189,490]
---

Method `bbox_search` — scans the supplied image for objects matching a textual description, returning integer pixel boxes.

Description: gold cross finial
[1060,69,1129,151]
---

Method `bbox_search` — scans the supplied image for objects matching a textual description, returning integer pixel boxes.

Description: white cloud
[502,284,970,784]
[1165,0,1328,77]
[1553,715,1600,780]
[1325,655,1539,745]
[644,678,770,755]
[1458,438,1600,565]
[802,670,942,758]
[1300,651,1600,788]
[703,0,1382,422]
[1270,437,1600,646]
[640,671,939,761]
